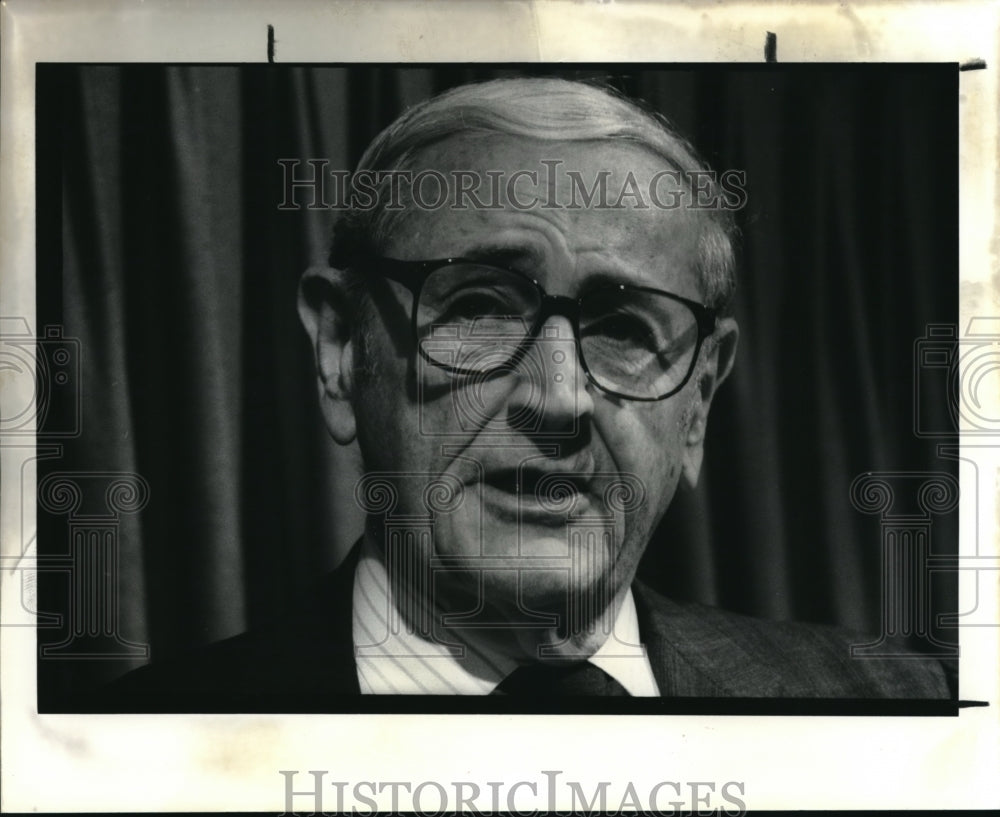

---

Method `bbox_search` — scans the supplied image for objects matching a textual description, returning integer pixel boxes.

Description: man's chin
[436,564,604,625]
[440,565,624,659]
[432,531,623,614]
[437,518,591,562]
[428,490,632,622]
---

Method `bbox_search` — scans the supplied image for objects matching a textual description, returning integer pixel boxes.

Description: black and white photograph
[2,1,998,814]
[34,63,959,713]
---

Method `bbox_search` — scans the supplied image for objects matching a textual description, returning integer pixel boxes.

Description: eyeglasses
[362,256,717,401]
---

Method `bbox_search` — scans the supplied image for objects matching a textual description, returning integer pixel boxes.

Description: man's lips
[466,454,601,522]
[481,466,595,497]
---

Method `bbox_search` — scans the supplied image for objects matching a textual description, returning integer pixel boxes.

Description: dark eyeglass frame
[360,256,717,402]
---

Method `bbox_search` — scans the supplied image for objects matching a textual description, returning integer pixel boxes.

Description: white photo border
[2,0,998,812]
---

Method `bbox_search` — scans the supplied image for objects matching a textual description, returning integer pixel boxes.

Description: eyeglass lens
[416,263,700,399]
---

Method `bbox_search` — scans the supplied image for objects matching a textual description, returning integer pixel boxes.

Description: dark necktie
[494,661,630,696]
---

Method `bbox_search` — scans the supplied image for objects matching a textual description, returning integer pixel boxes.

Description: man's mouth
[478,465,596,520]
[483,467,590,496]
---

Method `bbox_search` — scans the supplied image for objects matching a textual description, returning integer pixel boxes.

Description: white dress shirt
[352,540,660,695]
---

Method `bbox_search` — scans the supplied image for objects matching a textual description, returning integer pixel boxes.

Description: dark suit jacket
[101,548,952,710]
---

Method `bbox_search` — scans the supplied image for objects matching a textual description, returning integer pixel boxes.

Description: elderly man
[109,77,949,704]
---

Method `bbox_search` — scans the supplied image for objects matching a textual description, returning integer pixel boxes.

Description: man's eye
[441,290,518,320]
[588,314,659,348]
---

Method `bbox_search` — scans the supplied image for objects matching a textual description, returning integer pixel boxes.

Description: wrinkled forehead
[384,134,702,251]
[397,133,692,208]
[374,134,708,297]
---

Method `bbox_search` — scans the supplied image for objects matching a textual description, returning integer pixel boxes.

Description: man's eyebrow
[459,245,543,269]
[579,268,651,290]
[457,246,673,291]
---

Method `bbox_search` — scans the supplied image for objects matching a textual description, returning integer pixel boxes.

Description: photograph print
[32,63,959,713]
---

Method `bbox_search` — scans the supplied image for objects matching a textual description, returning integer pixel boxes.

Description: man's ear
[681,317,739,488]
[297,265,359,445]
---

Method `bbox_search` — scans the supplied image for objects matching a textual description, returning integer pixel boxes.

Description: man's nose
[506,316,595,435]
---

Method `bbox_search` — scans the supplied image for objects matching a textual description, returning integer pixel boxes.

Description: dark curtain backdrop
[36,65,958,705]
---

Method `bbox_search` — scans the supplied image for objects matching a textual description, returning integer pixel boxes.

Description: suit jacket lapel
[632,581,786,697]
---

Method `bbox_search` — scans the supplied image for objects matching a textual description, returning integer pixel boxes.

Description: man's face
[346,135,731,640]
